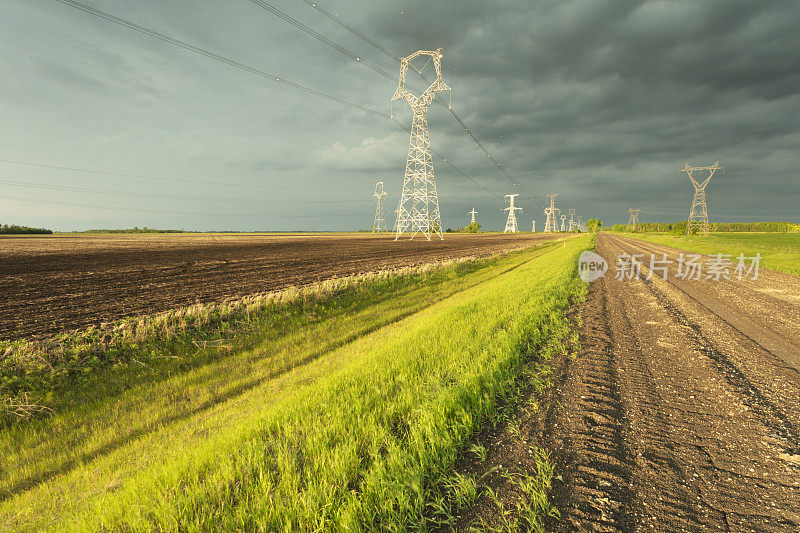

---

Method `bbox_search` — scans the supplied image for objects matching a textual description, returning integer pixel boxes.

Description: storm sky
[1,0,798,231]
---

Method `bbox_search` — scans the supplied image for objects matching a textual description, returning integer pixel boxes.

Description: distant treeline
[0,223,53,235]
[610,221,800,234]
[77,227,186,234]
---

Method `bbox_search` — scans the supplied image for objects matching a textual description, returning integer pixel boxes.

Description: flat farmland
[0,232,558,340]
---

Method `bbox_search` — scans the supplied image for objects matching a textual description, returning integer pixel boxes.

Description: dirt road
[0,232,557,340]
[547,233,800,531]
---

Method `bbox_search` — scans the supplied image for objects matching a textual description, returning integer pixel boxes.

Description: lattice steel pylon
[577,216,584,232]
[469,208,478,224]
[392,207,399,232]
[560,214,567,232]
[568,209,575,232]
[504,194,522,233]
[544,194,559,232]
[372,181,387,232]
[680,161,723,235]
[627,208,641,232]
[392,48,451,240]
[531,220,536,232]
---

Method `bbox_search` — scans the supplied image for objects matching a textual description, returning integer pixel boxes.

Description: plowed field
[0,232,558,340]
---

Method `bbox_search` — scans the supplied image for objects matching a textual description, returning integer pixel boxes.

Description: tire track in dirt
[616,235,800,367]
[546,234,800,531]
[614,234,800,434]
[547,277,637,531]
[640,276,800,456]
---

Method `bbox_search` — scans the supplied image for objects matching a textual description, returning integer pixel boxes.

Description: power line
[0,194,364,218]
[439,98,528,192]
[298,0,533,198]
[249,0,398,84]
[0,158,360,190]
[382,119,501,199]
[52,1,503,202]
[246,0,519,198]
[246,0,511,202]
[53,0,387,117]
[299,0,395,60]
[0,176,372,204]
[640,209,799,221]
[428,145,502,199]
[384,0,427,39]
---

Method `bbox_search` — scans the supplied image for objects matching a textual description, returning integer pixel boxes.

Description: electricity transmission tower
[560,214,567,232]
[372,181,387,232]
[504,194,522,233]
[531,220,536,232]
[392,49,451,240]
[469,208,478,224]
[577,216,584,232]
[544,194,559,232]
[568,209,575,232]
[680,162,723,235]
[627,208,641,232]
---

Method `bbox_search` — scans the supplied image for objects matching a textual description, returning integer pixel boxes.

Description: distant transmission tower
[392,206,400,233]
[568,209,575,232]
[469,208,478,224]
[504,194,522,233]
[392,49,451,240]
[577,216,584,232]
[372,181,387,232]
[531,219,536,232]
[544,194,559,232]
[560,214,567,232]
[680,162,723,234]
[627,208,641,232]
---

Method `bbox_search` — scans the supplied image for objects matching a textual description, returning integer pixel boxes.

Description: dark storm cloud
[365,0,800,224]
[0,0,798,230]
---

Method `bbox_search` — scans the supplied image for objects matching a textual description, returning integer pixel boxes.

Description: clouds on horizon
[0,0,798,231]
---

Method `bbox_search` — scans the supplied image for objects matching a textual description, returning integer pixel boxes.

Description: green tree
[464,222,480,233]
[587,219,602,233]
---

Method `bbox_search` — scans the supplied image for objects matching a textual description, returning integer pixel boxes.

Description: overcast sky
[1,0,798,231]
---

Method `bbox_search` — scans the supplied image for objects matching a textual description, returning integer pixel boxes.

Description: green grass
[1,251,540,503]
[622,232,800,277]
[424,328,574,531]
[1,254,532,425]
[1,236,590,531]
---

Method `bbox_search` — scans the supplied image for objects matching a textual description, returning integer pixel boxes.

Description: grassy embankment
[1,253,536,423]
[1,236,590,531]
[622,232,800,277]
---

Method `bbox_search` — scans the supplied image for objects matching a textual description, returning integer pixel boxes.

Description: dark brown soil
[546,233,800,531]
[440,232,800,531]
[0,232,557,341]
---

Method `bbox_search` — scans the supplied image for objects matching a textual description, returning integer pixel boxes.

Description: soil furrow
[547,277,636,532]
[639,274,800,455]
[0,233,559,340]
[545,233,800,531]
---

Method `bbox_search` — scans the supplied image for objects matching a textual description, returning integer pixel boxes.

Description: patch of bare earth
[0,232,560,340]
[546,234,800,531]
